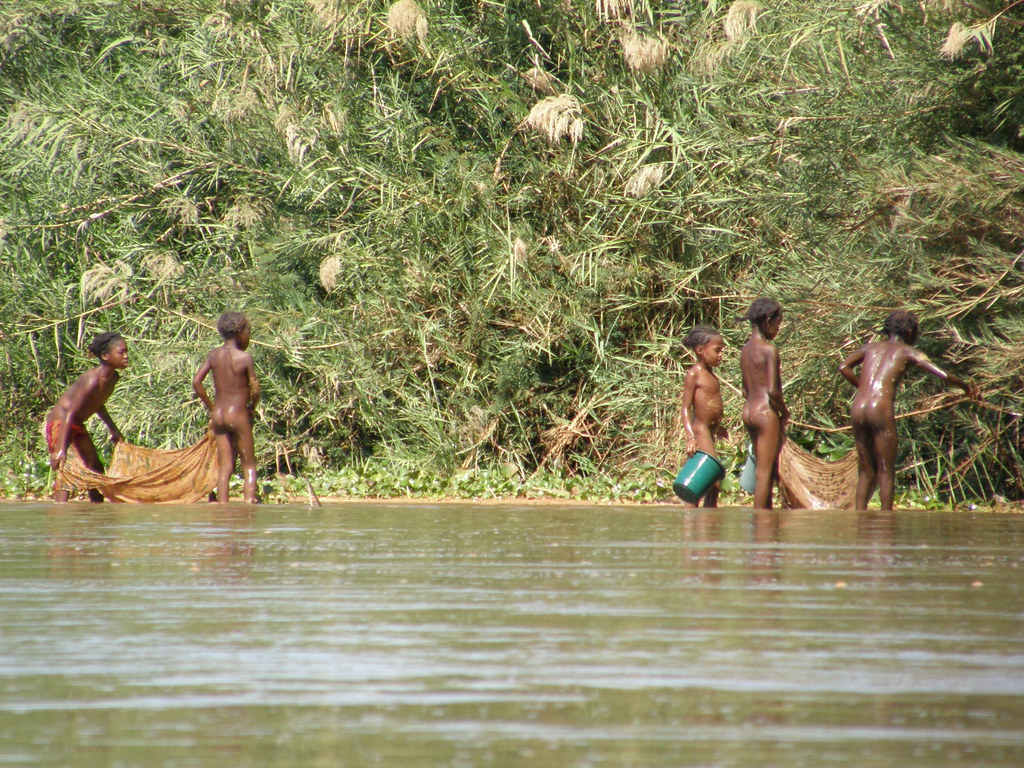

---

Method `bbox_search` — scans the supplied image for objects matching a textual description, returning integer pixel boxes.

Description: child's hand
[686,437,698,456]
[50,450,65,470]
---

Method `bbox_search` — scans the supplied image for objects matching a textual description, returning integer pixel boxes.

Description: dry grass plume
[81,260,132,304]
[624,164,667,198]
[938,20,995,61]
[524,94,584,145]
[387,0,428,43]
[690,1,762,76]
[724,1,761,43]
[319,255,343,292]
[620,31,671,74]
[223,196,272,230]
[512,237,529,267]
[939,22,967,59]
[596,0,630,22]
[141,250,185,281]
[596,0,647,22]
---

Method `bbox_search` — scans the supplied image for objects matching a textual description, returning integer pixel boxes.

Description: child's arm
[192,356,215,412]
[244,354,260,410]
[766,347,790,425]
[96,405,124,444]
[680,368,699,455]
[910,350,980,399]
[839,347,865,388]
[50,414,75,469]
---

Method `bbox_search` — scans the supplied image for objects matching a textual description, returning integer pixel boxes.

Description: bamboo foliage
[0,0,1021,502]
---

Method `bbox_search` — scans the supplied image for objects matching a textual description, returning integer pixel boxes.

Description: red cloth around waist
[45,420,88,453]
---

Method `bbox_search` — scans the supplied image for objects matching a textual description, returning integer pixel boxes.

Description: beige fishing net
[55,432,218,504]
[777,439,858,510]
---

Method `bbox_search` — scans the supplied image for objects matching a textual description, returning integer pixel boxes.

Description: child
[680,325,727,507]
[193,312,261,503]
[839,309,978,511]
[45,332,128,503]
[740,298,789,510]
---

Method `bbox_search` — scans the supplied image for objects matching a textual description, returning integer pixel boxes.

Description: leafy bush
[1,1,1021,502]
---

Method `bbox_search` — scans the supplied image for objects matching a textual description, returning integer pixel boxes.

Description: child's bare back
[839,310,977,511]
[193,312,260,503]
[201,344,258,431]
[843,340,919,430]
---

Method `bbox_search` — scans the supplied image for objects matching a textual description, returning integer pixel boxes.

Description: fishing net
[55,432,218,504]
[778,439,858,510]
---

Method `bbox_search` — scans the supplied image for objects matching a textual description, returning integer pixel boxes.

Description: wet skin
[740,315,789,510]
[840,335,977,511]
[45,339,128,503]
[681,336,727,507]
[193,326,261,504]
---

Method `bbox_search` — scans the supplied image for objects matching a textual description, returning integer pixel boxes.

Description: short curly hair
[882,310,918,343]
[217,311,250,339]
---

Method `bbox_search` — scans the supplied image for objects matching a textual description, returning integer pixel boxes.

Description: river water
[1,501,1022,767]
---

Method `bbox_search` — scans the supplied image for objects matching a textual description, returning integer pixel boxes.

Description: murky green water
[1,502,1022,767]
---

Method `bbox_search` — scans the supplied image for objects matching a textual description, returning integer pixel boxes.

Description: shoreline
[296,494,674,507]
[4,492,1021,512]
[277,496,1023,511]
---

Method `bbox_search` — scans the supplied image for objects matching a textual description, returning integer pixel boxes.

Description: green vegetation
[1,0,1021,503]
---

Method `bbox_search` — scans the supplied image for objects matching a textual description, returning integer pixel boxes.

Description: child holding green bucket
[677,325,727,507]
[740,298,789,510]
[839,309,978,512]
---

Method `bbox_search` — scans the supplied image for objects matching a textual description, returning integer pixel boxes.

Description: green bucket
[673,451,726,503]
